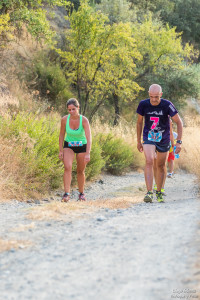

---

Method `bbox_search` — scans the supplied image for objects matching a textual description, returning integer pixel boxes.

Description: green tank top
[65,114,87,144]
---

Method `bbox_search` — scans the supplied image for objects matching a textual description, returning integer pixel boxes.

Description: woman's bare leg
[63,148,74,193]
[76,153,88,193]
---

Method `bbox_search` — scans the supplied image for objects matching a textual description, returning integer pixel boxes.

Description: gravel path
[0,171,200,300]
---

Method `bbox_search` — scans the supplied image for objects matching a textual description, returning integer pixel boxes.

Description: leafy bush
[0,0,69,43]
[0,14,14,50]
[0,112,105,196]
[85,137,105,179]
[96,133,134,174]
[32,60,73,109]
[0,112,63,194]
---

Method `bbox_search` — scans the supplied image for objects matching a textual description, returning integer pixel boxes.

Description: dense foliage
[57,0,197,121]
[0,0,70,42]
[129,0,200,46]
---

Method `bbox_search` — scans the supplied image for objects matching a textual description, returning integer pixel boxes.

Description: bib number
[148,131,162,142]
[150,117,159,129]
[68,141,83,147]
[148,116,162,142]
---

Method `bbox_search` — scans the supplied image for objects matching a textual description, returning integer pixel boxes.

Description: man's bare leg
[143,144,156,191]
[156,151,169,192]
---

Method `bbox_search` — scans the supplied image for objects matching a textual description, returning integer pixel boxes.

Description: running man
[136,84,183,203]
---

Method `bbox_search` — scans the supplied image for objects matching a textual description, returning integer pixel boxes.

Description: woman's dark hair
[66,98,79,108]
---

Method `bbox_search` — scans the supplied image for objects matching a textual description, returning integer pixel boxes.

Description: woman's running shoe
[78,193,86,201]
[61,193,70,202]
[156,191,164,203]
[144,191,153,203]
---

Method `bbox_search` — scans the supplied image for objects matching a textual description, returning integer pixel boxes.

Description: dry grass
[27,195,142,221]
[0,238,32,252]
[0,135,43,200]
[0,135,45,200]
[27,201,93,221]
[0,81,51,200]
[0,88,19,109]
[88,196,141,209]
[11,222,35,232]
[92,118,145,168]
[0,136,25,200]
[176,123,200,181]
[92,118,135,142]
[0,79,19,117]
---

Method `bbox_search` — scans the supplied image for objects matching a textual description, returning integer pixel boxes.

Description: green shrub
[96,133,134,175]
[34,62,73,107]
[85,137,105,179]
[23,51,73,110]
[0,112,63,193]
[0,112,105,195]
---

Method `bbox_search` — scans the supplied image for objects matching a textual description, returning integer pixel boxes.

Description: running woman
[59,98,92,202]
[136,84,183,203]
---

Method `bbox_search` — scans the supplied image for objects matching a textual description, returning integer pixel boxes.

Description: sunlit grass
[27,195,142,221]
[92,118,145,169]
[176,117,200,182]
[11,222,35,232]
[0,238,32,252]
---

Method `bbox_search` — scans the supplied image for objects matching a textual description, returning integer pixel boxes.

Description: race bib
[68,141,83,147]
[148,131,162,142]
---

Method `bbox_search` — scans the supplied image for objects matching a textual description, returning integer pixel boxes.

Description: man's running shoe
[144,191,153,203]
[78,192,86,201]
[153,184,157,193]
[167,172,173,178]
[62,193,70,202]
[161,188,166,196]
[156,191,165,203]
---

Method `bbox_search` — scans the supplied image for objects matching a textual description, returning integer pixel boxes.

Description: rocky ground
[0,170,199,300]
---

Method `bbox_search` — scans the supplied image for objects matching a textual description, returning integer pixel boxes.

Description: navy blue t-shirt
[136,98,178,144]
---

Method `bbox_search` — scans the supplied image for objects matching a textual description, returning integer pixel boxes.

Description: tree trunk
[113,93,120,126]
[88,99,104,122]
[83,90,90,115]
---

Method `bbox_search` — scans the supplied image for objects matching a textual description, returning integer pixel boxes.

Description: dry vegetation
[0,238,32,253]
[92,117,145,167]
[11,222,35,232]
[27,195,142,221]
[0,136,24,199]
[176,114,200,181]
[92,118,136,144]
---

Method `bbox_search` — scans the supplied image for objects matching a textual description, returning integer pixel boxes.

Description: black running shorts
[143,140,170,153]
[63,141,87,154]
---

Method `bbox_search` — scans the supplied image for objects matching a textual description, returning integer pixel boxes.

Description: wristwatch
[176,140,182,144]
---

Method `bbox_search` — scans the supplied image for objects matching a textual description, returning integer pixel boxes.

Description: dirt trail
[0,170,199,300]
